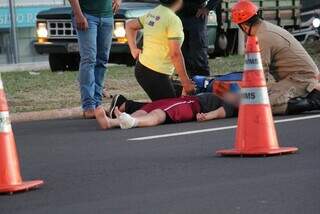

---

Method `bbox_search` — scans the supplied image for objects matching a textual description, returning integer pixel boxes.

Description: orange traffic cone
[0,77,43,194]
[217,36,298,156]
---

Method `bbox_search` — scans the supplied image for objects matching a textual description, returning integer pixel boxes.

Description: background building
[0,0,67,64]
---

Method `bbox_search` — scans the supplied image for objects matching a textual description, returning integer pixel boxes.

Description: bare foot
[94,107,111,129]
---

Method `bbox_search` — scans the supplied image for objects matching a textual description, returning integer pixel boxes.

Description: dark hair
[160,0,178,7]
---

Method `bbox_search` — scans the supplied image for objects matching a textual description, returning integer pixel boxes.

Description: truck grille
[47,20,77,38]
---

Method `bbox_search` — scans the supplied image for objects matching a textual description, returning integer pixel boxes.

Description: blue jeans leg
[75,14,113,111]
[76,14,98,111]
[94,17,113,107]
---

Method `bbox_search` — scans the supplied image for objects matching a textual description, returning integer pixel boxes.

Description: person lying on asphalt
[94,93,239,130]
[232,1,320,115]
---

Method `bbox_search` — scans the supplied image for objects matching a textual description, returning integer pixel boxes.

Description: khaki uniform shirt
[256,20,319,88]
[256,21,319,114]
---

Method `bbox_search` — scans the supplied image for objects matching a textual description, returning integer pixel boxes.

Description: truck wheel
[65,54,80,71]
[49,53,67,72]
[49,54,80,72]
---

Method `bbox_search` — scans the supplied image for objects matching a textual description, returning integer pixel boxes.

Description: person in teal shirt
[69,0,121,119]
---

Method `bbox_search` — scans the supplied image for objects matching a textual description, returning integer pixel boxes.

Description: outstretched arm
[196,107,227,122]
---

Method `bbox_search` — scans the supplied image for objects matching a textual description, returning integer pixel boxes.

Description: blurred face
[172,0,183,12]
[223,92,240,105]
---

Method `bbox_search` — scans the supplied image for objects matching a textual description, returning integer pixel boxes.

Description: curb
[9,99,148,123]
[0,62,50,73]
[10,107,83,123]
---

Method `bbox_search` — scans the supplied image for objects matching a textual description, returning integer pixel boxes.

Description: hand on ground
[196,113,209,122]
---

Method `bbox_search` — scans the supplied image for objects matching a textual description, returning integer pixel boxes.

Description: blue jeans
[74,13,113,111]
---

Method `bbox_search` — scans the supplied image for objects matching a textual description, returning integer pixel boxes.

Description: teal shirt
[79,0,113,17]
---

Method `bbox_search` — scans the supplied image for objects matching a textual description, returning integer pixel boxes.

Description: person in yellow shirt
[125,0,195,101]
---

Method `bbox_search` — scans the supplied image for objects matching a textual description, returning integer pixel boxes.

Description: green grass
[209,55,244,74]
[1,45,319,113]
[1,65,148,113]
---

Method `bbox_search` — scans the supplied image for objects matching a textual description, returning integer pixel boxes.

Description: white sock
[119,113,138,129]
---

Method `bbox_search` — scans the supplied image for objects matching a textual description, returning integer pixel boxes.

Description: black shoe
[287,90,320,115]
[108,94,127,119]
[307,89,320,110]
[307,89,320,101]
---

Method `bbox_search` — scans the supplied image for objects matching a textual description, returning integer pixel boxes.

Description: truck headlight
[114,21,126,39]
[37,22,48,42]
[312,18,320,28]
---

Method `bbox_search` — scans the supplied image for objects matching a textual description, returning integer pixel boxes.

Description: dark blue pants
[180,16,210,77]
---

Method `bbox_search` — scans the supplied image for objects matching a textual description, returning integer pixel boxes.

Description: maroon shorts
[140,96,201,123]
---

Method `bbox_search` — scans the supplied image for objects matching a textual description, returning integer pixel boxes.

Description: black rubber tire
[49,53,67,72]
[49,53,80,72]
[65,54,80,71]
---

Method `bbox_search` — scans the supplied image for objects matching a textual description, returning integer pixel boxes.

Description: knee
[151,110,166,125]
[96,57,108,68]
[269,92,291,115]
[80,54,96,66]
[271,104,288,115]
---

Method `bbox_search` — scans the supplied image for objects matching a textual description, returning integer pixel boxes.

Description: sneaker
[119,113,137,129]
[108,94,127,119]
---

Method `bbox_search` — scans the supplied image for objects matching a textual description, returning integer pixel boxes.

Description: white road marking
[128,114,320,141]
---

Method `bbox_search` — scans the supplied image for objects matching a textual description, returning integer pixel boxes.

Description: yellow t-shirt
[138,5,184,75]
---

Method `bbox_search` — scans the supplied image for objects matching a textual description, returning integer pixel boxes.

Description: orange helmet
[231,0,259,24]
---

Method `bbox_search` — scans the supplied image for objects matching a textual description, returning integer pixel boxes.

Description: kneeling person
[232,1,320,115]
[95,93,238,130]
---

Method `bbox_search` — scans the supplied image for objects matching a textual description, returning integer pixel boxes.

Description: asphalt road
[1,114,320,214]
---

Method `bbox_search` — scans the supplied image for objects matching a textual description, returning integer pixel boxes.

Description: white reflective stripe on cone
[241,87,270,105]
[244,53,263,71]
[0,111,12,133]
[0,79,3,90]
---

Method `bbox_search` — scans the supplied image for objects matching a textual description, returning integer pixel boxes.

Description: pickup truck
[291,0,320,43]
[34,0,300,72]
[34,0,218,71]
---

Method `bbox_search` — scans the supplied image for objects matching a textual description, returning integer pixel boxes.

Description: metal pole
[8,0,19,64]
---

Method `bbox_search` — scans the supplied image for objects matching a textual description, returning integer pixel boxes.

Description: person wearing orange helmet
[231,0,320,115]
